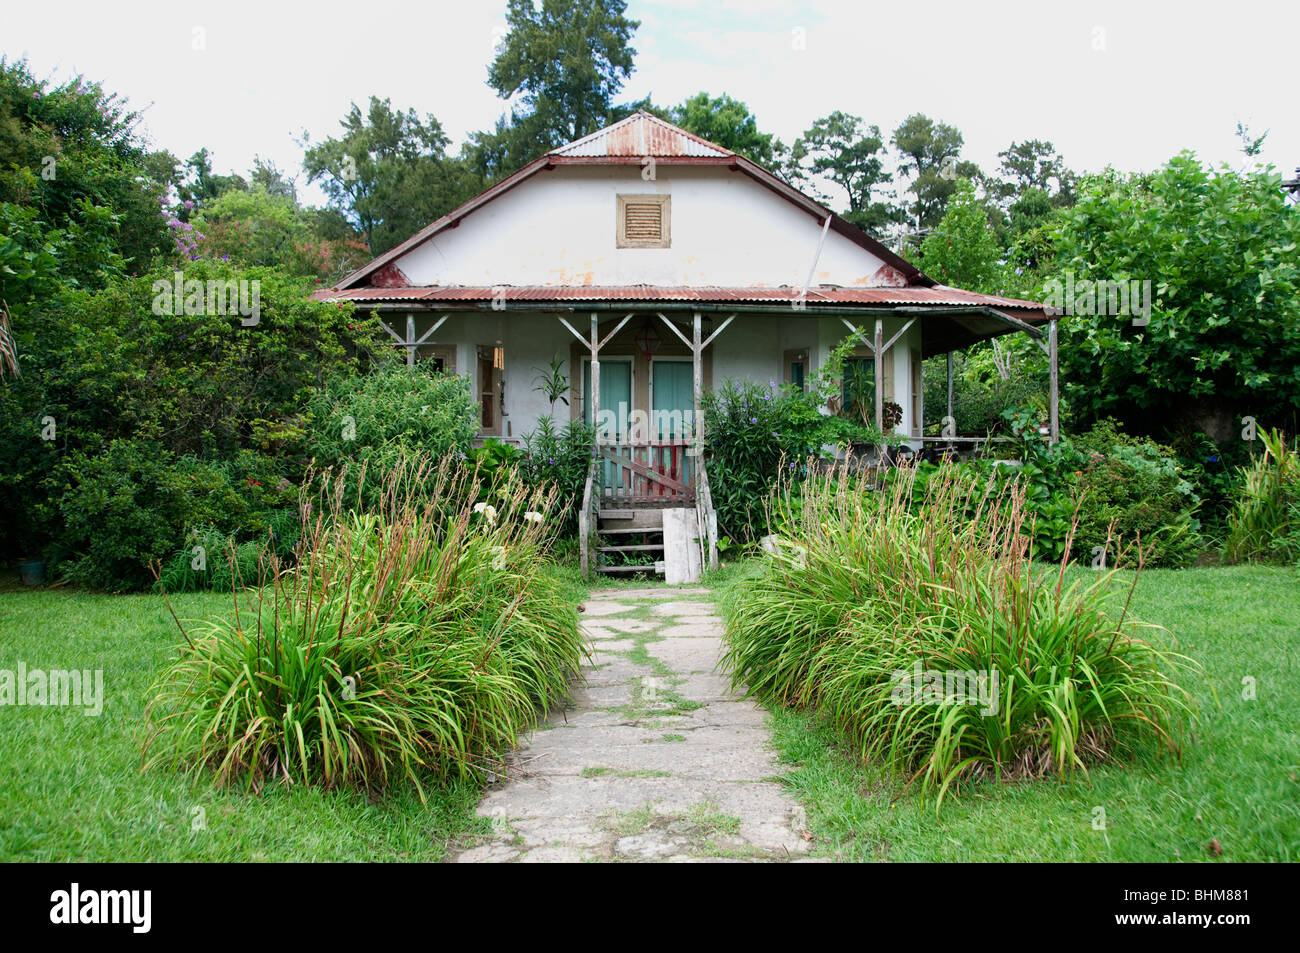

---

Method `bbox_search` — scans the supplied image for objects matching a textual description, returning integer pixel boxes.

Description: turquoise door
[584,359,632,493]
[651,359,694,489]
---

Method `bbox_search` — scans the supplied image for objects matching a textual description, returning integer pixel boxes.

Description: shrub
[304,362,478,501]
[56,440,193,592]
[703,379,886,543]
[54,440,296,591]
[722,462,1193,807]
[0,261,378,563]
[1225,429,1299,564]
[521,416,596,536]
[1071,421,1203,568]
[143,455,585,796]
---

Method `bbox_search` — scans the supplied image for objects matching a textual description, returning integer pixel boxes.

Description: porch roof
[309,283,1051,355]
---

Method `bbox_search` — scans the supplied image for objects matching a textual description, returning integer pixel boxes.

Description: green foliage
[790,112,893,231]
[670,92,786,168]
[703,380,828,543]
[302,96,477,254]
[0,261,377,565]
[54,441,297,592]
[144,457,586,796]
[192,186,370,281]
[892,113,981,231]
[1051,155,1300,438]
[0,57,171,292]
[531,355,570,411]
[488,0,639,146]
[521,416,596,535]
[722,463,1194,808]
[917,179,1005,292]
[305,362,478,491]
[1225,429,1300,564]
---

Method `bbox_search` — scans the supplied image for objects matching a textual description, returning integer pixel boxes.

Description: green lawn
[711,561,1300,862]
[4,562,1296,861]
[0,581,490,861]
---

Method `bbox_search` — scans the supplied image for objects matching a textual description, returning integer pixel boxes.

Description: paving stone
[649,600,717,617]
[455,843,519,863]
[518,846,585,863]
[453,584,813,864]
[588,616,661,634]
[579,600,636,617]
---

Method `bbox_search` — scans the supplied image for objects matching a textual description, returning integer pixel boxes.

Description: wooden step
[595,527,664,536]
[598,509,640,520]
[596,564,662,574]
[597,544,665,553]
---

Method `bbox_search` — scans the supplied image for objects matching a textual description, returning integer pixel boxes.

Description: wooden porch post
[1048,318,1060,444]
[589,313,600,441]
[874,318,884,432]
[693,312,704,449]
[405,314,416,367]
[946,351,954,426]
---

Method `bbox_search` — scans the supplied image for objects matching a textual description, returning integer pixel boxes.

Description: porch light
[635,323,661,361]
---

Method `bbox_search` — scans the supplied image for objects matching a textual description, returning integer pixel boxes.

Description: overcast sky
[4,0,1296,208]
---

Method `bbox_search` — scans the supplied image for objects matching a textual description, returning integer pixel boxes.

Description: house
[313,111,1056,580]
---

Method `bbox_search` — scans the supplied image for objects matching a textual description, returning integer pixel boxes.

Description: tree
[176,148,247,216]
[793,112,897,234]
[302,96,475,254]
[917,180,1004,293]
[488,0,638,147]
[0,57,171,289]
[891,113,980,231]
[1051,155,1300,442]
[670,92,786,168]
[192,186,369,281]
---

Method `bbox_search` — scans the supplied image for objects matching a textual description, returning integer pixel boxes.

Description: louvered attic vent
[617,194,670,248]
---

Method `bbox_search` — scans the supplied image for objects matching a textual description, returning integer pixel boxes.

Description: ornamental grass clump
[144,454,586,798]
[1225,428,1299,564]
[722,460,1194,806]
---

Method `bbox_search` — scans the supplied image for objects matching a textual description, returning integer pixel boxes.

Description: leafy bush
[722,462,1194,807]
[55,440,297,591]
[521,416,596,535]
[56,440,194,592]
[144,455,586,795]
[703,380,825,542]
[1225,429,1299,564]
[304,362,478,498]
[0,261,378,563]
[1069,419,1203,568]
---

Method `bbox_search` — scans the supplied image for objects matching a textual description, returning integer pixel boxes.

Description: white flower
[524,511,544,524]
[473,502,498,525]
[490,546,508,571]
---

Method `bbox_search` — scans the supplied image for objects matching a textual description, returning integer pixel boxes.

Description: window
[419,344,456,373]
[784,348,809,392]
[617,194,670,248]
[477,344,503,435]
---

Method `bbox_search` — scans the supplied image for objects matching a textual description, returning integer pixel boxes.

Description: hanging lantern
[634,322,661,362]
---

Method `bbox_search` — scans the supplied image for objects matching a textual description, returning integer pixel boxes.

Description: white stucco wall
[388,165,896,289]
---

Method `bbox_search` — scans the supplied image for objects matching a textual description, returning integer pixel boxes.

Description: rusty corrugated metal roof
[552,111,731,158]
[312,284,1047,315]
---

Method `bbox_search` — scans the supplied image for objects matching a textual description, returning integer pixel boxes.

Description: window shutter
[624,203,662,241]
[617,194,670,247]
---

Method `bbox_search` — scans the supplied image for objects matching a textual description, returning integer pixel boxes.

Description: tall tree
[793,111,897,235]
[302,96,475,254]
[917,179,1004,293]
[488,0,638,148]
[891,113,980,231]
[1052,155,1300,442]
[670,92,786,168]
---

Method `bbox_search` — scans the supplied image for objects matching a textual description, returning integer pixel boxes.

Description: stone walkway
[453,585,815,862]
